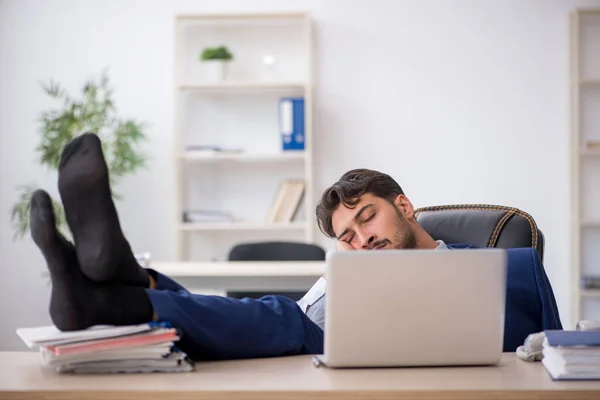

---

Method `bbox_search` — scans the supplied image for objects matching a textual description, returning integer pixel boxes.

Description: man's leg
[57,133,150,287]
[30,190,153,331]
[147,270,189,292]
[31,189,324,360]
[140,270,323,360]
[145,287,324,360]
[56,133,209,295]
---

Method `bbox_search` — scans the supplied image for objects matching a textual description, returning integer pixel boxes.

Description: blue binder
[279,97,305,151]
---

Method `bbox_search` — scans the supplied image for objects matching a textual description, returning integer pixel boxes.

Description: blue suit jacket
[168,245,562,359]
[448,244,562,351]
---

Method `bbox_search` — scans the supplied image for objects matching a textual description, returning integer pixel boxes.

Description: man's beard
[391,205,417,249]
[367,204,418,250]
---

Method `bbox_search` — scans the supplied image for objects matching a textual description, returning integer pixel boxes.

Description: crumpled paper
[517,320,600,362]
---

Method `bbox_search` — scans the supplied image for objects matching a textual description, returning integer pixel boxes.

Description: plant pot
[202,60,228,82]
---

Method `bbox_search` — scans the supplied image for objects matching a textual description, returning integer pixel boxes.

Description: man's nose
[359,233,376,249]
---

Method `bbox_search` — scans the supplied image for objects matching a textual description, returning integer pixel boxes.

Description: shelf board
[180,221,307,231]
[581,220,600,227]
[179,82,307,92]
[581,289,600,298]
[580,79,600,86]
[180,151,306,162]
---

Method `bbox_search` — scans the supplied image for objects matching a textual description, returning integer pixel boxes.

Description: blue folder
[279,97,305,151]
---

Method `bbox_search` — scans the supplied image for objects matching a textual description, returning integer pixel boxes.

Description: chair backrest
[227,241,326,301]
[228,241,326,262]
[415,204,544,262]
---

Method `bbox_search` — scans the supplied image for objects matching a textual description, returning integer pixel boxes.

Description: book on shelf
[267,180,305,223]
[542,330,600,380]
[16,323,194,374]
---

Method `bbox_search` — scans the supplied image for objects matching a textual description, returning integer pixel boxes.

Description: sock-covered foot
[30,189,154,331]
[57,133,150,288]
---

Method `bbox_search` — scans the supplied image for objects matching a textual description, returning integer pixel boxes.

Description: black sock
[30,189,153,331]
[57,133,150,288]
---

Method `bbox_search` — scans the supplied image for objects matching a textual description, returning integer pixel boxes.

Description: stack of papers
[16,323,194,374]
[542,330,600,380]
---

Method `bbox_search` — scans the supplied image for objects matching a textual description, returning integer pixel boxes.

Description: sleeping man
[30,133,561,360]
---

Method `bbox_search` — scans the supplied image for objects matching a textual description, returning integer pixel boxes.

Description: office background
[1,0,599,350]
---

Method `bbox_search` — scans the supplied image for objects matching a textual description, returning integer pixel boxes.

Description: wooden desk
[2,352,600,399]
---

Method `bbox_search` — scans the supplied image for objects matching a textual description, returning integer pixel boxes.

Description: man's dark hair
[316,169,404,238]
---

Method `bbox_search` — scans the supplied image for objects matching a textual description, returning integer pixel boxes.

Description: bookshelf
[173,13,314,262]
[571,9,600,325]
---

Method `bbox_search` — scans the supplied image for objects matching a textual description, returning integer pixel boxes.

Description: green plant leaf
[10,186,68,240]
[200,46,234,61]
[11,71,148,240]
[10,185,35,240]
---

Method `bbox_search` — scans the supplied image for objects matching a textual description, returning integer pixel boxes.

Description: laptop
[313,249,507,368]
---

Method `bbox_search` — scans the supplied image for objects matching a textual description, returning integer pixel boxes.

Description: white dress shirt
[296,240,448,330]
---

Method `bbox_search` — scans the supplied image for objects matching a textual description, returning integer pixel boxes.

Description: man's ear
[393,194,415,220]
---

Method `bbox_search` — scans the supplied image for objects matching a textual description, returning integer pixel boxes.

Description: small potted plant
[200,46,234,82]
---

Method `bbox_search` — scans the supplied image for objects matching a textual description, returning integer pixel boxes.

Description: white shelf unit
[173,13,314,262]
[571,9,600,325]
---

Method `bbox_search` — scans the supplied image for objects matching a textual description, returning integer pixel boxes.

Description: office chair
[227,241,326,301]
[416,204,561,351]
[228,241,326,262]
[415,204,544,262]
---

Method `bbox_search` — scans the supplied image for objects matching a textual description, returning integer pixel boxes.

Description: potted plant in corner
[10,70,148,240]
[200,46,234,82]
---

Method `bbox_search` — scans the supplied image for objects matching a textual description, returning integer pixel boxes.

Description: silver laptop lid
[321,249,507,368]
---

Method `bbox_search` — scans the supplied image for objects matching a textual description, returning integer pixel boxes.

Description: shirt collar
[435,240,448,250]
[296,277,327,313]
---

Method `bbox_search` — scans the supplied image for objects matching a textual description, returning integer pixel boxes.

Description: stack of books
[16,323,194,374]
[581,275,600,289]
[542,330,600,380]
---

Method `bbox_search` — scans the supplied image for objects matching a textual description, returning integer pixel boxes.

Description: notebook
[17,324,153,348]
[542,330,600,380]
[16,323,194,374]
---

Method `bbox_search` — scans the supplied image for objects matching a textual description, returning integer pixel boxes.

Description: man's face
[331,193,417,251]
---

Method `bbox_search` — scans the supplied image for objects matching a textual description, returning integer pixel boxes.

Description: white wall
[1,0,598,350]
